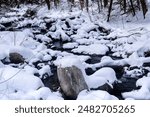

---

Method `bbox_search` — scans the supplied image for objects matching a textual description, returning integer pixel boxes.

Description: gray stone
[9,52,25,64]
[57,65,88,99]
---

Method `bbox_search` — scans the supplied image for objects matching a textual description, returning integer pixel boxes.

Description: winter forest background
[0,0,150,100]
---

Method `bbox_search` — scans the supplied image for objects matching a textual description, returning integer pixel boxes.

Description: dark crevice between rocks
[41,65,60,92]
[31,61,60,92]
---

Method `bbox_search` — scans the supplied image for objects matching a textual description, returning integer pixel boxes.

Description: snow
[54,55,88,83]
[0,66,62,100]
[24,87,63,100]
[24,65,39,75]
[63,42,78,49]
[77,90,118,100]
[0,2,150,100]
[0,30,39,62]
[35,34,52,42]
[39,65,52,78]
[0,30,34,46]
[0,66,43,93]
[43,55,52,61]
[72,44,109,55]
[0,61,4,68]
[86,67,117,88]
[9,46,34,61]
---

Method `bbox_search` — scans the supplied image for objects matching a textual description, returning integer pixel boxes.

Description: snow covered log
[56,57,88,99]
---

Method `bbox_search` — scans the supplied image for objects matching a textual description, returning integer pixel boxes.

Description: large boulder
[56,56,88,99]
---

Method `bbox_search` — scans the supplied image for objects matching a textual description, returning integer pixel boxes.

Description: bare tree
[140,0,148,18]
[107,0,113,22]
[45,0,50,10]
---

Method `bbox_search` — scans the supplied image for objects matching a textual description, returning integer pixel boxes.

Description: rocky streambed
[0,6,150,100]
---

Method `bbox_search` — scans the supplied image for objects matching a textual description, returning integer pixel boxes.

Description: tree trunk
[140,0,148,18]
[97,0,101,13]
[54,0,59,8]
[107,0,113,22]
[123,0,127,13]
[80,0,84,10]
[137,0,141,10]
[130,0,136,16]
[104,0,108,7]
[85,0,89,12]
[45,0,50,10]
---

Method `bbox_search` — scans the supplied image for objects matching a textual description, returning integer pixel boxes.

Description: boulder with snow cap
[56,56,88,99]
[86,67,117,89]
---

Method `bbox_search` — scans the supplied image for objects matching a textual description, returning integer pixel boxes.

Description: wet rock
[23,8,36,18]
[65,21,71,28]
[46,21,54,29]
[42,72,60,91]
[85,68,95,75]
[144,51,150,57]
[98,26,111,35]
[57,66,88,99]
[9,52,25,64]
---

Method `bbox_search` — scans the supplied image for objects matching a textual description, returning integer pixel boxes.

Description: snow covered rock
[9,46,34,61]
[63,42,78,49]
[24,87,63,100]
[0,66,44,99]
[72,44,109,55]
[77,90,118,100]
[86,67,117,89]
[56,56,88,99]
